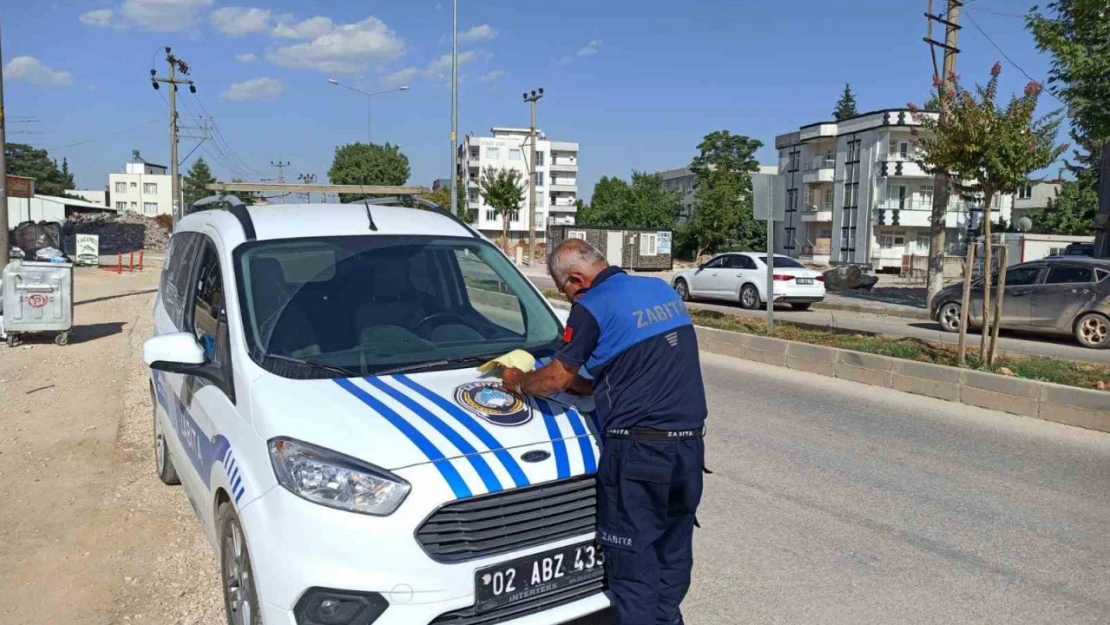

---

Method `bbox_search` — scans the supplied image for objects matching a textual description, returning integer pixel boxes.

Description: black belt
[605,427,704,441]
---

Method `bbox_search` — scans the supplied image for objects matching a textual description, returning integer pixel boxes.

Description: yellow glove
[477,349,536,377]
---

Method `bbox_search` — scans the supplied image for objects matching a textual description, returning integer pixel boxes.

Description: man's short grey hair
[548,238,608,284]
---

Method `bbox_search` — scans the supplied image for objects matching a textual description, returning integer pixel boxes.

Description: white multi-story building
[66,189,107,207]
[108,151,175,216]
[657,164,779,222]
[775,109,1013,269]
[460,127,579,241]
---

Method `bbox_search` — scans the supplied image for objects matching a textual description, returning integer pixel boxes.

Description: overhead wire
[964,9,1066,106]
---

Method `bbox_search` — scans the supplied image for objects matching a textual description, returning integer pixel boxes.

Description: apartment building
[108,150,175,216]
[657,165,779,222]
[1012,179,1063,223]
[775,109,1012,269]
[460,127,579,241]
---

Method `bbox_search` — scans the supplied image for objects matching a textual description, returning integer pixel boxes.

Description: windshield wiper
[371,355,490,377]
[262,353,363,378]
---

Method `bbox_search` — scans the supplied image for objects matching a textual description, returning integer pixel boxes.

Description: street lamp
[326,79,410,145]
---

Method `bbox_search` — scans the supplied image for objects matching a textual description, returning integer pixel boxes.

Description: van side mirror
[144,332,215,379]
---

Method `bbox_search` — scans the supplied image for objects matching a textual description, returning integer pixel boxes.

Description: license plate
[797,278,814,285]
[475,541,604,613]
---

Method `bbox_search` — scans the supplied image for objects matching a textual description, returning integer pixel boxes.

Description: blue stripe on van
[534,399,570,479]
[334,378,472,500]
[393,375,530,489]
[366,377,502,494]
[564,408,597,474]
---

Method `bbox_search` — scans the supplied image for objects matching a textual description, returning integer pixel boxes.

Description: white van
[144,197,606,625]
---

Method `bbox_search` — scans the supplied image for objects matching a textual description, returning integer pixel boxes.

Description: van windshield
[234,236,561,378]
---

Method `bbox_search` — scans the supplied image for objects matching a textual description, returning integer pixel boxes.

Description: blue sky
[3,0,1063,199]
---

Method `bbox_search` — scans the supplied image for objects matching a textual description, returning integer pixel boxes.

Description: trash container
[2,260,75,347]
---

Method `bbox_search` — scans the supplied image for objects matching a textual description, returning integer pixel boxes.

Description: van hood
[251,366,599,495]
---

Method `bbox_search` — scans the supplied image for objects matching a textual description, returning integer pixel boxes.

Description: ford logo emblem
[521,450,551,463]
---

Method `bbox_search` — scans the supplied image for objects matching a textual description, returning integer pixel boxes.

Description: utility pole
[449,0,459,220]
[151,47,197,226]
[0,20,9,263]
[298,173,317,202]
[523,88,544,266]
[924,0,961,310]
[271,161,290,204]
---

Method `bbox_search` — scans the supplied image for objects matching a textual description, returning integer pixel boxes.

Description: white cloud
[381,67,420,87]
[266,16,404,73]
[481,69,508,82]
[5,56,72,87]
[271,15,334,39]
[459,24,498,43]
[577,40,601,57]
[424,50,475,79]
[210,7,271,36]
[478,69,503,83]
[78,9,114,27]
[220,77,284,101]
[235,52,257,63]
[119,0,213,31]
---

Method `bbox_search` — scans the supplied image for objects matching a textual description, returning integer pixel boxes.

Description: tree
[627,172,681,228]
[327,142,411,203]
[833,83,859,121]
[1031,177,1099,235]
[183,157,216,206]
[688,131,763,259]
[1028,0,1110,252]
[912,63,1064,362]
[578,176,632,226]
[478,166,525,252]
[4,143,73,196]
[924,92,942,112]
[421,182,468,217]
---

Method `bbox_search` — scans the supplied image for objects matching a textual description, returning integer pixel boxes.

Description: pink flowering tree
[909,63,1064,362]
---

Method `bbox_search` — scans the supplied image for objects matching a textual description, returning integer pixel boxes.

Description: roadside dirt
[0,264,221,625]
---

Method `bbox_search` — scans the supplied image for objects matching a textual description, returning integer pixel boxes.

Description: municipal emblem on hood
[455,382,532,426]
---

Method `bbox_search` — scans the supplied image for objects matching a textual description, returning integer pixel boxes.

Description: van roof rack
[189,194,256,241]
[360,196,480,239]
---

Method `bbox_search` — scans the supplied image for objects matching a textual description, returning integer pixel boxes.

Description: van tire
[152,385,180,486]
[219,502,262,625]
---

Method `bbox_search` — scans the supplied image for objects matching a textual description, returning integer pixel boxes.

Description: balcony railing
[803,202,833,213]
[801,239,833,256]
[876,199,973,212]
[883,150,923,163]
[803,155,836,171]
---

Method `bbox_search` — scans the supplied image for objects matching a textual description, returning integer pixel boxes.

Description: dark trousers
[597,436,705,625]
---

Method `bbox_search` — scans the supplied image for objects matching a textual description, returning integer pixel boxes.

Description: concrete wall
[7,197,66,225]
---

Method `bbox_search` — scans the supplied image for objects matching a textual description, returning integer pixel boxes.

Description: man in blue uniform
[503,239,708,625]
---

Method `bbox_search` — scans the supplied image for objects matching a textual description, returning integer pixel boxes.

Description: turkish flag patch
[563,325,574,342]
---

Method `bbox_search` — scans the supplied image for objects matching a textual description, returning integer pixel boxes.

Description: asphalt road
[526,272,1110,365]
[684,352,1110,624]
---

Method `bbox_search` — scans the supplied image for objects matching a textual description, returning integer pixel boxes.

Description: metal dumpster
[2,260,75,346]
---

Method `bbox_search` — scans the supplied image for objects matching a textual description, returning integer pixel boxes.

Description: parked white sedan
[672,252,826,310]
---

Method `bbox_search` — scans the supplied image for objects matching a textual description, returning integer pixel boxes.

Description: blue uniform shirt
[555,267,708,431]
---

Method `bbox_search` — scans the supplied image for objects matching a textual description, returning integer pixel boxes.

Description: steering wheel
[413,311,471,335]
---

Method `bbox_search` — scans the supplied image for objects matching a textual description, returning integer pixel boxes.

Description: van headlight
[268,438,410,516]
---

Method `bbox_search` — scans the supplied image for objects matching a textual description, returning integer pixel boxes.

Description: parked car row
[931,257,1110,349]
[671,252,826,310]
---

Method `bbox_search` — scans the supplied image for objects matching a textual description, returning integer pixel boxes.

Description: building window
[144,183,158,195]
[640,233,658,256]
[144,202,158,214]
[115,201,127,211]
[568,230,586,240]
[535,152,545,166]
[115,182,127,194]
[469,189,479,202]
[1019,183,1033,199]
[486,147,500,159]
[130,182,137,190]
[130,202,137,210]
[510,210,520,222]
[470,148,479,160]
[509,149,522,161]
[535,172,544,186]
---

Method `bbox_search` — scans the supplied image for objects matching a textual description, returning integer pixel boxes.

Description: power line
[43,118,162,151]
[967,6,1027,19]
[964,10,1066,106]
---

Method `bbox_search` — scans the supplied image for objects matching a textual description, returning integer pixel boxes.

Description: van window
[191,242,230,370]
[235,236,562,378]
[160,232,201,330]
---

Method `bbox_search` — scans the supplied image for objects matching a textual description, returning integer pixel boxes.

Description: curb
[812,300,929,320]
[692,326,1110,434]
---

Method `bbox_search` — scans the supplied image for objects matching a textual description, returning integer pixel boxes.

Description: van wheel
[739,284,761,310]
[1075,313,1110,349]
[219,502,262,625]
[152,386,180,485]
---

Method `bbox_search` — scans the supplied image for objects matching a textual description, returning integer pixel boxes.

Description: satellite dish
[1017,216,1033,232]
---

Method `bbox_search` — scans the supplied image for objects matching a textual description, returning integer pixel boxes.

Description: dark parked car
[931,258,1110,349]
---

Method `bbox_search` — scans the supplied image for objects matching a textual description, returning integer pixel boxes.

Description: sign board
[751,173,786,221]
[657,231,672,255]
[6,175,33,199]
[76,234,100,266]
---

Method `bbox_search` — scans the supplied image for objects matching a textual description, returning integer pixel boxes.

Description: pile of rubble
[64,212,171,253]
[822,264,879,291]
